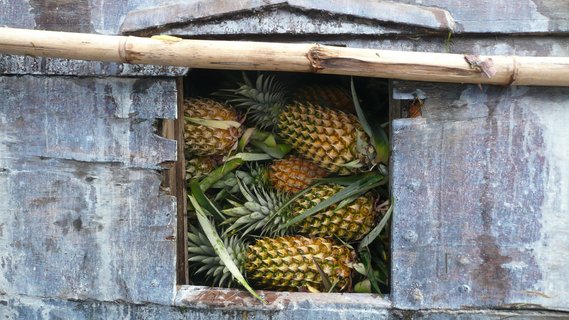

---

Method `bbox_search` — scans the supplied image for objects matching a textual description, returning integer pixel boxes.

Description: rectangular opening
[170,69,392,299]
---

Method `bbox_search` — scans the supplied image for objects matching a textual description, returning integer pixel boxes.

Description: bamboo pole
[0,27,568,86]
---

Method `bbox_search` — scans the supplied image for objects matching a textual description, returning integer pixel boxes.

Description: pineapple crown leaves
[357,198,393,251]
[236,128,292,159]
[350,78,390,166]
[187,224,248,288]
[222,179,289,238]
[189,180,267,304]
[184,117,242,130]
[278,172,387,231]
[215,73,289,130]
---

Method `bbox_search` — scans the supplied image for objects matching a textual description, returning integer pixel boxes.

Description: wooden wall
[0,68,183,305]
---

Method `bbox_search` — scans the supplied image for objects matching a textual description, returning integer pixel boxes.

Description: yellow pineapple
[184,98,243,156]
[188,225,355,292]
[268,155,328,194]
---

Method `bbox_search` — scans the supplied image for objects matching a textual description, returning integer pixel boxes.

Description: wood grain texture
[3,28,569,86]
[0,76,177,169]
[0,55,188,76]
[2,293,569,319]
[160,9,409,38]
[120,0,454,35]
[0,158,176,304]
[0,74,179,304]
[391,83,569,311]
[397,0,569,34]
[161,78,188,285]
[1,0,569,36]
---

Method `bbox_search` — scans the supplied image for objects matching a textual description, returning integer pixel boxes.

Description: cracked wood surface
[391,83,569,311]
[0,75,179,305]
[1,0,568,36]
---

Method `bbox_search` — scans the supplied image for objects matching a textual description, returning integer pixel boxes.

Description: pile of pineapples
[185,73,390,294]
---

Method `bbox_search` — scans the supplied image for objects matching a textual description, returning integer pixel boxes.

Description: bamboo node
[307,44,324,72]
[464,54,496,78]
[507,56,519,86]
[118,36,130,64]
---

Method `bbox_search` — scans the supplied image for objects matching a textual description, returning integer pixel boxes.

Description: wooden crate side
[0,55,188,77]
[0,158,176,304]
[0,75,176,169]
[391,83,569,310]
[0,74,179,304]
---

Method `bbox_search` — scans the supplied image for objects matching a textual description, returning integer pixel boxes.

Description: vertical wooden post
[161,77,188,284]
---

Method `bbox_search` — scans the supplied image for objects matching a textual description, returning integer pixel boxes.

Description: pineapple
[268,155,329,194]
[188,225,247,288]
[292,84,355,114]
[184,98,243,156]
[223,182,377,242]
[185,156,220,181]
[188,225,355,292]
[222,75,376,175]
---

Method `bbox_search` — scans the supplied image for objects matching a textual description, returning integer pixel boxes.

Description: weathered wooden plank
[340,36,569,57]
[120,0,454,35]
[408,309,569,319]
[0,55,188,76]
[0,158,177,305]
[391,84,569,310]
[0,75,177,168]
[0,290,392,320]
[396,0,569,34]
[2,294,569,319]
[161,9,409,38]
[161,78,188,285]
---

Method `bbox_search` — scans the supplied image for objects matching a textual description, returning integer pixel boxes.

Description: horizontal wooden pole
[0,27,568,86]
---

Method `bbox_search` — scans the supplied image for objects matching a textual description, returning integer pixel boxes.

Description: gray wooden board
[0,55,188,77]
[160,8,411,38]
[0,157,177,304]
[2,0,569,36]
[390,83,569,310]
[396,0,569,34]
[2,294,569,320]
[0,75,177,169]
[337,36,569,58]
[120,0,454,35]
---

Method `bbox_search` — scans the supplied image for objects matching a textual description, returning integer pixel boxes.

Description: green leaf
[314,173,374,186]
[311,256,332,292]
[354,279,372,293]
[350,78,390,165]
[189,195,267,304]
[358,198,393,251]
[359,248,383,295]
[226,152,272,162]
[250,140,291,159]
[185,117,241,130]
[199,158,244,191]
[351,79,374,146]
[238,127,256,151]
[279,173,386,230]
[190,179,226,221]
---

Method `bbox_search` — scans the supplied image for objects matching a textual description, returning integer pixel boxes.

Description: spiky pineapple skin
[269,156,328,194]
[277,102,375,175]
[185,156,219,181]
[291,184,376,242]
[293,84,355,114]
[244,236,355,292]
[184,98,242,156]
